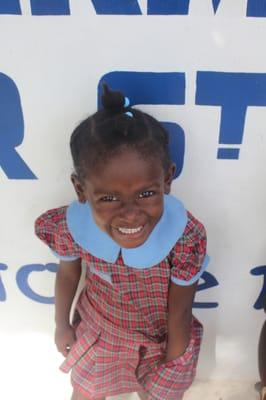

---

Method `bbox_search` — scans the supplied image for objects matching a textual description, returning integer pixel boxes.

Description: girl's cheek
[95,205,116,216]
[92,208,115,224]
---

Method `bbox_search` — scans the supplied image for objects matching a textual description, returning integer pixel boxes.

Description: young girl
[35,84,209,400]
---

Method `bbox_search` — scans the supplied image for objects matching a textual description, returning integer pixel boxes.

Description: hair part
[70,85,172,182]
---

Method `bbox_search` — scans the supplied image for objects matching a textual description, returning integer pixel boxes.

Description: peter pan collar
[66,194,188,268]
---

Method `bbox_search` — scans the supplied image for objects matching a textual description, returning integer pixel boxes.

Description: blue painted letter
[147,0,190,15]
[16,263,58,304]
[91,0,141,15]
[30,0,70,15]
[212,0,221,13]
[0,264,7,302]
[196,72,266,159]
[193,271,219,309]
[98,71,185,178]
[251,266,266,310]
[0,0,21,14]
[247,0,266,17]
[148,0,222,15]
[0,73,36,179]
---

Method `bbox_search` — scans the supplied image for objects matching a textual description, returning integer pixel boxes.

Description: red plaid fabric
[35,206,80,258]
[170,211,207,283]
[35,206,207,400]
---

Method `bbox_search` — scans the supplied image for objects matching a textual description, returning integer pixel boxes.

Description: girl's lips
[117,226,143,235]
[112,223,148,244]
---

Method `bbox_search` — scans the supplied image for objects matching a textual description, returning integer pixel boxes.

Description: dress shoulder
[35,206,80,261]
[169,211,208,286]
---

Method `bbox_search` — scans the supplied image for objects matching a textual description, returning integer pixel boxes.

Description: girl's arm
[54,258,82,357]
[165,281,198,362]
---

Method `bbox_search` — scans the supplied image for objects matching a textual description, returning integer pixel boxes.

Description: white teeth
[118,226,143,235]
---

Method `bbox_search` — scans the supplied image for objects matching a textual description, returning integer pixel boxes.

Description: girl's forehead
[85,150,165,191]
[93,148,163,176]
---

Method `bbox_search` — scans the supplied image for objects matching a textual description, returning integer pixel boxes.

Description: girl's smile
[117,226,143,234]
[72,148,175,249]
[112,223,148,246]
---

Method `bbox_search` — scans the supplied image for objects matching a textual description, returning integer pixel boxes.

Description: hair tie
[124,97,133,118]
[124,97,130,108]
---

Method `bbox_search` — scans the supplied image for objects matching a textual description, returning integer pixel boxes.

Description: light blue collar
[66,194,188,268]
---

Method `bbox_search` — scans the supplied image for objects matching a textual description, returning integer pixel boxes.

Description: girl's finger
[61,345,70,357]
[61,349,68,357]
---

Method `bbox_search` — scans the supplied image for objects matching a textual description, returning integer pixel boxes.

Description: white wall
[1,1,266,398]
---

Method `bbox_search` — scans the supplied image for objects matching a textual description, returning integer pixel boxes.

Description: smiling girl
[35,84,209,400]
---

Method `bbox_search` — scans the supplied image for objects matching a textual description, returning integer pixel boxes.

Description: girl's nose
[120,202,140,222]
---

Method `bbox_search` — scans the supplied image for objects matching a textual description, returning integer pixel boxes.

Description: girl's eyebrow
[93,190,118,196]
[138,182,161,190]
[93,182,161,196]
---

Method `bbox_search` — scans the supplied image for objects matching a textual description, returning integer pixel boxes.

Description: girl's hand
[157,356,167,368]
[55,324,76,357]
[166,281,198,366]
[157,353,177,368]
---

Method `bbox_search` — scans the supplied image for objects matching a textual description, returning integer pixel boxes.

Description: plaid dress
[35,199,207,400]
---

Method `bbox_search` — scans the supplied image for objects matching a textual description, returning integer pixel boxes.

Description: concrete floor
[108,381,260,400]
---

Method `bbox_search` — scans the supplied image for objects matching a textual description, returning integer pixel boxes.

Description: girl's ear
[164,163,176,194]
[71,173,87,203]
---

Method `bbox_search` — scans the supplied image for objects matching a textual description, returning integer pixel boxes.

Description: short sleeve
[169,212,209,286]
[35,206,80,261]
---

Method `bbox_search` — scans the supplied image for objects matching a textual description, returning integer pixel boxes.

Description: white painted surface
[1,2,265,399]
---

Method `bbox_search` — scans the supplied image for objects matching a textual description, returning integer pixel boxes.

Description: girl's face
[72,149,175,249]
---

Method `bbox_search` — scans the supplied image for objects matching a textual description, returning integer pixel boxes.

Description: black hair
[70,84,172,181]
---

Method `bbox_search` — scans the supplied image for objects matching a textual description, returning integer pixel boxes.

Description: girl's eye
[100,195,118,202]
[139,190,155,199]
